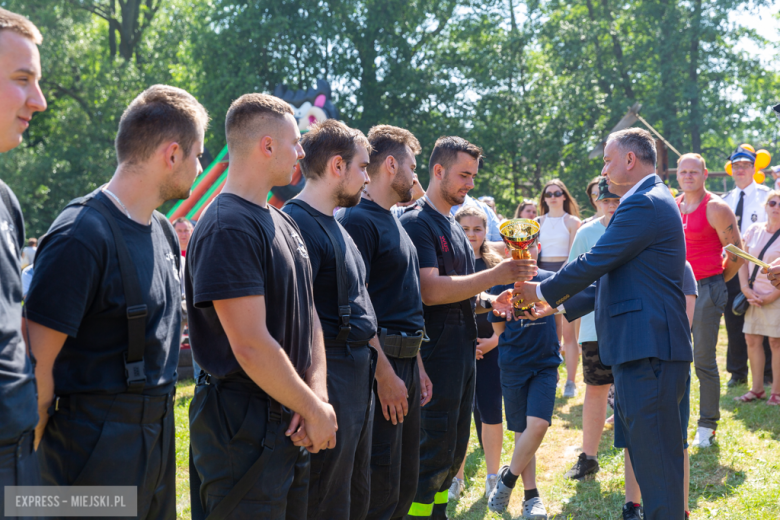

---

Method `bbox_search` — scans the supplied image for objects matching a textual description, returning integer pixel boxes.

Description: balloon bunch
[724,144,771,184]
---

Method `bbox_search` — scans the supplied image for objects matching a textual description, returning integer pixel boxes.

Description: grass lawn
[173,324,780,519]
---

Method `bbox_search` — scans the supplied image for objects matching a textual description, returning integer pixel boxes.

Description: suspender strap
[748,227,780,288]
[285,199,351,341]
[82,197,148,393]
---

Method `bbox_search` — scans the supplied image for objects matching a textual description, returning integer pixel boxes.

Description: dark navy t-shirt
[489,270,563,371]
[0,182,37,445]
[283,200,377,342]
[400,198,476,314]
[337,199,424,334]
[186,194,314,379]
[26,189,181,396]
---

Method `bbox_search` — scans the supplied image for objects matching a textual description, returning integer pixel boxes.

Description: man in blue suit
[514,128,692,519]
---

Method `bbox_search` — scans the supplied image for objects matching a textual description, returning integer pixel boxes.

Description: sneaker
[487,465,514,513]
[563,380,577,398]
[485,474,499,498]
[564,452,600,480]
[522,496,548,519]
[622,502,643,520]
[448,477,464,502]
[692,426,716,448]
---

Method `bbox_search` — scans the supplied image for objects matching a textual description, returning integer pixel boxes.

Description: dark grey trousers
[692,276,726,429]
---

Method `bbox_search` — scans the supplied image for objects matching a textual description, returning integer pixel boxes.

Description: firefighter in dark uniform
[186,94,337,519]
[283,119,378,520]
[400,136,537,519]
[338,125,433,519]
[0,9,46,516]
[25,86,209,519]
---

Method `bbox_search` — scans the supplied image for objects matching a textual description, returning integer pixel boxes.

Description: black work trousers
[308,344,376,520]
[39,392,176,520]
[725,276,772,380]
[407,307,476,519]
[0,431,40,520]
[189,378,309,519]
[367,355,420,520]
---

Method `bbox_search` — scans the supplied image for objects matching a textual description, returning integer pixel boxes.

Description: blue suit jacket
[540,175,692,366]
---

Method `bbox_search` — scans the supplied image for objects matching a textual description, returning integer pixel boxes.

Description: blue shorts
[499,366,558,433]
[614,367,691,450]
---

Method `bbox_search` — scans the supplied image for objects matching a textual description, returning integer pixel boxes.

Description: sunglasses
[544,190,564,198]
[768,200,780,208]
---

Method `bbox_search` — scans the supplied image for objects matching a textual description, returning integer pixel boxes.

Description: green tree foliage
[0,0,777,235]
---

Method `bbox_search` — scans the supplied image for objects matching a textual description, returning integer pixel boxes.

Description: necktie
[735,190,745,231]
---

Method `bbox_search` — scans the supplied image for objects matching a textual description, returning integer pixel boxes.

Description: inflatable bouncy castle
[166,79,338,221]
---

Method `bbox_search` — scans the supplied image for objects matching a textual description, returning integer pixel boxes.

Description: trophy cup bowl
[499,218,540,316]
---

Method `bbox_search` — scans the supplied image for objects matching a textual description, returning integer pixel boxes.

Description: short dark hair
[0,7,42,44]
[300,120,371,180]
[225,93,294,157]
[428,136,483,173]
[172,217,193,228]
[366,125,421,178]
[115,85,209,165]
[27,237,37,246]
[606,128,656,167]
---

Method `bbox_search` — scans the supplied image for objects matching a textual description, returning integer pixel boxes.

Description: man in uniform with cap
[721,146,773,390]
[0,8,47,514]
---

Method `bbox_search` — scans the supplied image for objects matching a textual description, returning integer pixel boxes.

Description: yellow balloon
[756,149,771,170]
[741,143,756,153]
[754,171,766,184]
[725,161,733,176]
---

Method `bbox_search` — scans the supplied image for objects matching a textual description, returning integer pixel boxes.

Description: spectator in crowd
[676,153,742,448]
[173,217,193,256]
[479,195,504,220]
[563,177,619,481]
[186,93,336,517]
[283,119,378,520]
[735,190,780,406]
[514,200,538,220]
[486,240,560,519]
[26,85,207,518]
[722,146,773,388]
[400,136,535,519]
[451,206,505,500]
[581,176,603,224]
[536,179,581,397]
[20,236,36,269]
[0,8,47,511]
[338,124,433,520]
[450,192,503,245]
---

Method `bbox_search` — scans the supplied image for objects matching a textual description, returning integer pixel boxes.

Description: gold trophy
[499,218,540,317]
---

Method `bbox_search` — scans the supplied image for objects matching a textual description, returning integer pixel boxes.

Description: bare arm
[707,197,744,281]
[25,319,68,449]
[214,295,337,452]
[685,295,696,328]
[306,312,328,402]
[419,258,536,306]
[491,321,506,337]
[370,336,409,425]
[566,215,582,254]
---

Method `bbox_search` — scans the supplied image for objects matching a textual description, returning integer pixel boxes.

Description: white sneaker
[692,426,716,448]
[522,496,548,519]
[485,474,499,498]
[563,380,577,398]
[448,477,464,502]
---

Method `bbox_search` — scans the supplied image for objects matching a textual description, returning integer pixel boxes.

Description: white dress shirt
[722,181,770,236]
[536,173,656,303]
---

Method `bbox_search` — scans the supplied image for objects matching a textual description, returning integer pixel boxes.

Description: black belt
[197,372,285,418]
[51,391,173,424]
[378,328,425,358]
[698,273,724,286]
[323,338,371,349]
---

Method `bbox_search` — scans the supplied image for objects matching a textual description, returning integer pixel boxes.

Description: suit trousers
[367,356,420,520]
[613,358,689,520]
[725,276,772,380]
[189,379,309,520]
[40,392,176,520]
[308,344,376,520]
[406,308,476,519]
[692,276,726,430]
[0,431,40,520]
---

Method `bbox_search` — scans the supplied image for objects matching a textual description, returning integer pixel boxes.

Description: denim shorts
[500,366,558,433]
[614,367,691,450]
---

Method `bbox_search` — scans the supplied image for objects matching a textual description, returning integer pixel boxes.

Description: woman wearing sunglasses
[581,176,604,224]
[536,179,582,397]
[736,190,780,406]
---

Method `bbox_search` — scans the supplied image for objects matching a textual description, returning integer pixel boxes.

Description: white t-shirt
[21,246,36,268]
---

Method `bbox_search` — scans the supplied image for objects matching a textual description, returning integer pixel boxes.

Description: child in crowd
[487,241,561,519]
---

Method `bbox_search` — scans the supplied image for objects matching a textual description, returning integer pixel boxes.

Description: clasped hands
[490,260,556,321]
